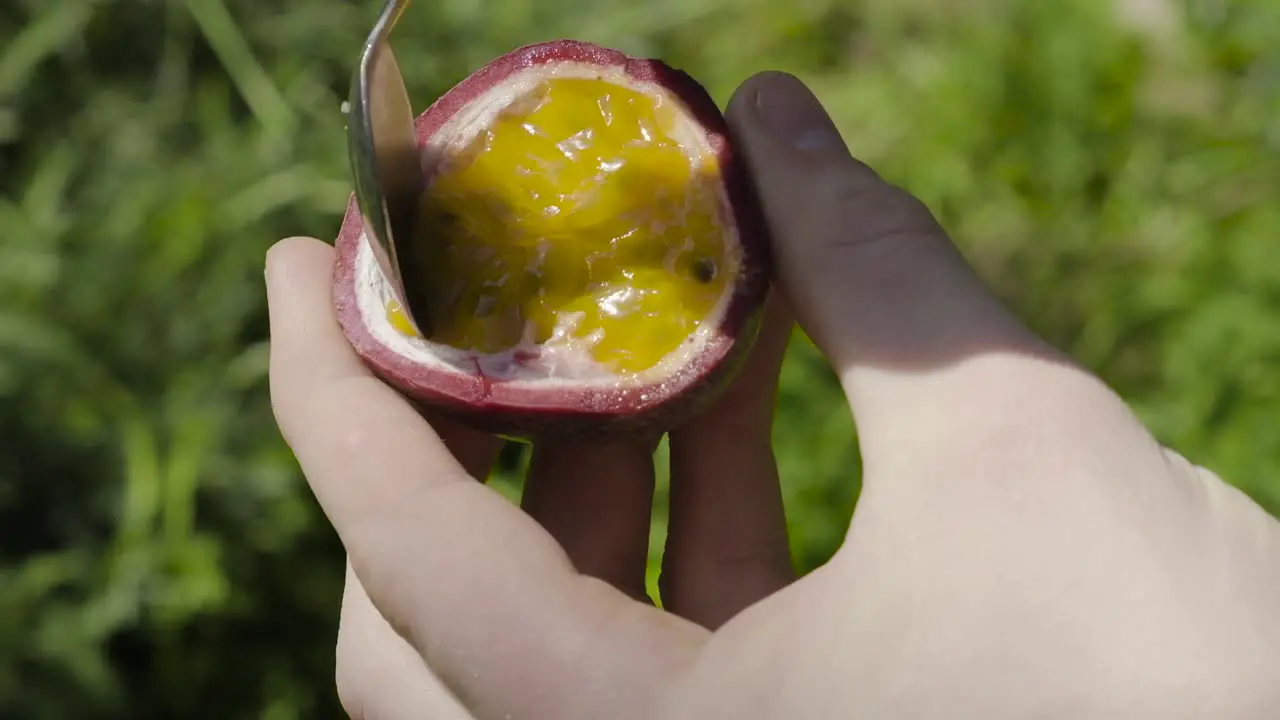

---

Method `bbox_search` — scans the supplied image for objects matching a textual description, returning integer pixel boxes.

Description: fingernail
[264,247,280,295]
[264,240,293,300]
[753,72,845,151]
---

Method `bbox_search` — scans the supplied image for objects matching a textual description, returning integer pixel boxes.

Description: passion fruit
[333,40,770,439]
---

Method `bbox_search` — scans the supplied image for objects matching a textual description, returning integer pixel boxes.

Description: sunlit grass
[1,0,1277,716]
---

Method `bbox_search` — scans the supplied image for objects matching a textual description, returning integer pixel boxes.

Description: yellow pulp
[393,76,733,375]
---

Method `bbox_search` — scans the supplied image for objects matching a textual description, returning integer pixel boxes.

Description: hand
[267,72,1280,719]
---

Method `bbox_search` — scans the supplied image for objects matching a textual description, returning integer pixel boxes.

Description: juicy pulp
[396,75,736,376]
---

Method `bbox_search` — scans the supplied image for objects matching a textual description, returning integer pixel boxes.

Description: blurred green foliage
[1,0,1277,716]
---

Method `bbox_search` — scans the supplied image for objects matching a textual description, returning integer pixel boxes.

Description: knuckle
[830,180,942,248]
[801,162,943,246]
[659,545,793,602]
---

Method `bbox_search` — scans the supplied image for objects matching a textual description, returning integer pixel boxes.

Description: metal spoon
[346,0,431,333]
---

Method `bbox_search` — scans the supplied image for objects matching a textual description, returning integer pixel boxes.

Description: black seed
[691,257,716,283]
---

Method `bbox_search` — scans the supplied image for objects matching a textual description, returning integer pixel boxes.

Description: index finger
[266,237,704,719]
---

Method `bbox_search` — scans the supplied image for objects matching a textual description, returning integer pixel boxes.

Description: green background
[2,0,1278,716]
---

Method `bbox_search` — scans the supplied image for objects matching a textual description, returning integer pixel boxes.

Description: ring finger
[661,293,796,628]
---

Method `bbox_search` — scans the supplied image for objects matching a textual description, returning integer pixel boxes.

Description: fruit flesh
[395,76,735,376]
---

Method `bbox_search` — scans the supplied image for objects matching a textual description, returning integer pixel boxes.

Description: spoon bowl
[346,0,430,333]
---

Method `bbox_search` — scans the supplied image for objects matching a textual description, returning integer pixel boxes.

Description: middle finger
[522,438,659,600]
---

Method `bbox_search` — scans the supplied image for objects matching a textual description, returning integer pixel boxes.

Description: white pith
[354,61,740,387]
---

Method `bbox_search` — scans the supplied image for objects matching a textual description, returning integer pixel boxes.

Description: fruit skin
[332,39,771,439]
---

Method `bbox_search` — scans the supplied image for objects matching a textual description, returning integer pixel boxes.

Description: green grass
[1,0,1277,716]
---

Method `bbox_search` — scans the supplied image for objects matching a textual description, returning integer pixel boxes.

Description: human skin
[266,72,1280,719]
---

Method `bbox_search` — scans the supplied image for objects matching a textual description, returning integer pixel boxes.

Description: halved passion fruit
[333,40,770,438]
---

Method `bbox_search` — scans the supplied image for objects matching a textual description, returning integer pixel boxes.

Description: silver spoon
[347,0,431,333]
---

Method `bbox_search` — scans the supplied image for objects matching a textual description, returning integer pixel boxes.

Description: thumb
[725,72,1056,457]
